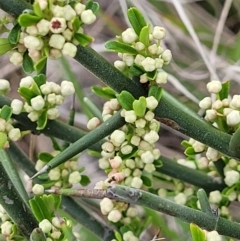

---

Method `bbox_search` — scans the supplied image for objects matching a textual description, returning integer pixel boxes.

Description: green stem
[0,0,31,17]
[157,156,225,192]
[106,185,240,239]
[62,197,115,241]
[0,160,38,238]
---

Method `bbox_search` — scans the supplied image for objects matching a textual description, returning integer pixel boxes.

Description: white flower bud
[130,135,141,146]
[206,80,222,94]
[61,80,75,96]
[49,34,66,49]
[109,156,122,169]
[205,109,217,122]
[49,48,62,59]
[209,190,222,204]
[197,157,209,169]
[141,57,156,72]
[122,168,131,177]
[28,49,41,62]
[9,51,23,65]
[36,0,48,10]
[199,97,212,109]
[26,25,38,36]
[122,54,134,66]
[140,73,148,83]
[28,111,39,122]
[32,184,44,195]
[51,231,61,239]
[134,54,145,66]
[226,110,240,126]
[49,17,66,33]
[152,26,166,40]
[1,221,13,236]
[212,100,223,110]
[39,219,52,233]
[108,209,122,223]
[87,117,101,130]
[131,177,143,188]
[126,207,137,217]
[52,217,64,229]
[100,198,114,215]
[52,5,64,17]
[99,158,110,169]
[206,147,219,161]
[143,130,159,144]
[11,99,23,115]
[158,188,167,197]
[74,3,86,15]
[148,44,158,55]
[47,108,60,120]
[63,5,76,21]
[230,95,240,109]
[146,96,158,110]
[114,60,126,72]
[81,10,96,25]
[55,95,64,105]
[135,118,146,128]
[161,49,172,64]
[31,95,45,111]
[135,41,145,51]
[124,110,137,123]
[36,19,50,36]
[192,141,205,152]
[20,76,34,88]
[68,171,81,184]
[35,159,45,171]
[121,28,138,44]
[227,191,237,201]
[224,170,240,186]
[206,231,222,241]
[174,193,187,205]
[156,71,168,84]
[24,36,43,50]
[110,130,126,145]
[62,28,73,41]
[125,159,135,169]
[0,79,10,94]
[8,128,21,141]
[121,144,133,155]
[48,168,61,181]
[141,150,155,164]
[62,42,77,57]
[144,163,156,173]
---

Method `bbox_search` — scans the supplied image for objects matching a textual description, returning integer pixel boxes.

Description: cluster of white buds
[35,152,82,188]
[14,76,75,124]
[199,80,240,128]
[39,216,72,240]
[9,0,97,66]
[114,26,171,85]
[0,79,11,95]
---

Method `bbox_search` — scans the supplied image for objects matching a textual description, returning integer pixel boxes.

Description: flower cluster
[39,217,73,240]
[35,151,84,189]
[9,0,97,68]
[11,75,75,130]
[113,26,172,85]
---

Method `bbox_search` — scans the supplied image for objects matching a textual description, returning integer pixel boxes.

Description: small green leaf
[127,8,147,36]
[18,87,37,104]
[141,172,152,187]
[120,146,138,160]
[184,147,197,156]
[0,132,8,148]
[33,74,46,87]
[87,150,102,157]
[80,175,91,186]
[139,25,150,46]
[53,194,62,210]
[23,51,34,74]
[91,86,116,99]
[148,85,162,102]
[153,159,162,167]
[42,195,56,216]
[0,105,12,121]
[29,199,45,222]
[218,81,230,101]
[114,231,123,241]
[181,140,192,148]
[37,111,48,130]
[34,56,47,72]
[38,152,54,163]
[72,17,81,33]
[85,1,99,13]
[116,91,135,110]
[146,70,157,80]
[18,14,41,27]
[105,41,138,54]
[0,38,14,55]
[33,2,44,18]
[74,33,93,46]
[190,223,206,241]
[8,23,21,45]
[133,97,146,117]
[129,65,144,76]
